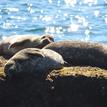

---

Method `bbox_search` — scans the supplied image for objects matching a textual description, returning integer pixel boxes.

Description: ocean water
[0,0,107,43]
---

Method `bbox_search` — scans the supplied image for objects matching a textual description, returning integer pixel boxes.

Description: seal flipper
[26,49,45,58]
[64,61,71,67]
[8,39,31,49]
[27,51,45,58]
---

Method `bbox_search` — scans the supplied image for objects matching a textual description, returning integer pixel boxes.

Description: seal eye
[6,67,15,78]
[41,35,47,39]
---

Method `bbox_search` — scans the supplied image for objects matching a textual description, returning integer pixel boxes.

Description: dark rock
[0,66,107,107]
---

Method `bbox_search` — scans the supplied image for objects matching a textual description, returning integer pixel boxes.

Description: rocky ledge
[0,57,107,107]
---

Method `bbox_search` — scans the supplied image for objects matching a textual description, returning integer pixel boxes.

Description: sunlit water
[0,0,107,43]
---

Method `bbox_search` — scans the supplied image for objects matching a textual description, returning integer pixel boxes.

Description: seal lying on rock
[44,40,107,69]
[4,48,64,78]
[0,34,54,58]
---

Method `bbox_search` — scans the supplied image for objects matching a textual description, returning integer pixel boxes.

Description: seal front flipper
[26,49,45,58]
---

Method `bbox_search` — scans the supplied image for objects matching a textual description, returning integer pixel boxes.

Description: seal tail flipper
[64,61,71,67]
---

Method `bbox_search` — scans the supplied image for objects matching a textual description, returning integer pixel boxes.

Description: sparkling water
[0,0,107,43]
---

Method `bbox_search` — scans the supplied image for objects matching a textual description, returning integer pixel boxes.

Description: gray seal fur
[44,40,107,69]
[4,48,64,78]
[0,34,54,58]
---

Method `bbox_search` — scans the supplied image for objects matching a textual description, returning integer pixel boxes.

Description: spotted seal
[44,40,107,69]
[4,48,64,78]
[0,34,54,58]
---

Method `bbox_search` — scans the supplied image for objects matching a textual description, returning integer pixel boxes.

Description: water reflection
[68,24,79,32]
[0,0,107,43]
[48,0,53,4]
[94,10,100,17]
[64,0,77,6]
[83,0,97,5]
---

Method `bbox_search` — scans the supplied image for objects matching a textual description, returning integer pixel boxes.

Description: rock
[4,48,64,78]
[46,66,107,107]
[44,40,107,69]
[0,34,54,58]
[1,66,107,107]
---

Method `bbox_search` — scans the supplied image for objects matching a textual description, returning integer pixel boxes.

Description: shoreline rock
[0,56,107,107]
[0,56,107,106]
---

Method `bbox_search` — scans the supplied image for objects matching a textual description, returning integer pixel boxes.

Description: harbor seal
[0,34,54,58]
[44,40,107,69]
[4,48,64,78]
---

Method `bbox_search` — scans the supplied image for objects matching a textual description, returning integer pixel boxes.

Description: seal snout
[4,62,16,78]
[41,35,54,42]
